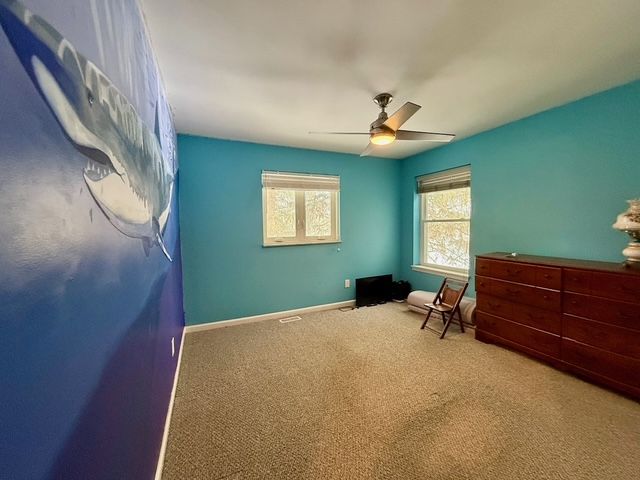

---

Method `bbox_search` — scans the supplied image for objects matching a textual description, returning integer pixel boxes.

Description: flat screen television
[355,274,392,307]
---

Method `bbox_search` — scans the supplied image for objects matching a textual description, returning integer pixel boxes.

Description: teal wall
[179,81,640,324]
[178,136,401,325]
[400,80,640,296]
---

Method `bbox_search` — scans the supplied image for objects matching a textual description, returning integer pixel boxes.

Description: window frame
[262,174,340,247]
[413,167,471,280]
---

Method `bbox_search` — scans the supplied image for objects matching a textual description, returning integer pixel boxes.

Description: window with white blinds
[262,171,340,246]
[417,166,471,194]
[416,166,471,278]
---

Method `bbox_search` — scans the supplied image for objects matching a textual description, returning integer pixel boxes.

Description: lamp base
[622,241,640,263]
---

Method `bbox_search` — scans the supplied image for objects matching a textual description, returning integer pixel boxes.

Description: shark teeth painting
[0,0,175,261]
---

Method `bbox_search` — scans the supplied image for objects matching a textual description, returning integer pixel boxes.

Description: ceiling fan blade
[395,130,456,142]
[383,102,421,131]
[360,143,376,157]
[309,131,370,135]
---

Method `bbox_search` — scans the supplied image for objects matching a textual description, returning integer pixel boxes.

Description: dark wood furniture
[475,252,640,400]
[420,277,469,339]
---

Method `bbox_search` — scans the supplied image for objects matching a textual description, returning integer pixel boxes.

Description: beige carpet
[162,303,640,480]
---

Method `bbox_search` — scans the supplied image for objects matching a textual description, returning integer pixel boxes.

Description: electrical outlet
[344,279,351,288]
[171,337,175,357]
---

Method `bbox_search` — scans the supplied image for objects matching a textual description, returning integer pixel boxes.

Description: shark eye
[87,90,94,106]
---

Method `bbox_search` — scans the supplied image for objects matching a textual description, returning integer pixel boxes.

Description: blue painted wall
[400,80,640,295]
[0,1,184,478]
[178,135,401,325]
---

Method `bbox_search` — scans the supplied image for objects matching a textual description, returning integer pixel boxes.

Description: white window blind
[417,166,471,194]
[262,171,340,191]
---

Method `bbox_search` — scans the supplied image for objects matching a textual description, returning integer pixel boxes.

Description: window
[262,171,340,246]
[415,166,471,279]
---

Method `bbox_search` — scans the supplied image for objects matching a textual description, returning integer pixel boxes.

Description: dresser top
[477,252,640,276]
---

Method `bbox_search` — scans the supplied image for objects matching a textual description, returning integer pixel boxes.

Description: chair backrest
[434,277,469,310]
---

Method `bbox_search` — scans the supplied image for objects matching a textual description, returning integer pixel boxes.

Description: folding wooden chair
[420,277,469,339]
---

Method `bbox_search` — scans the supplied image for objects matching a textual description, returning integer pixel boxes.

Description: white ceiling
[140,0,640,159]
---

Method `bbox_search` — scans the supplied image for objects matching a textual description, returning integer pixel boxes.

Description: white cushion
[407,290,476,325]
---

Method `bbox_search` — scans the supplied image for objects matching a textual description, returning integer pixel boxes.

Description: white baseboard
[154,328,186,480]
[185,299,356,334]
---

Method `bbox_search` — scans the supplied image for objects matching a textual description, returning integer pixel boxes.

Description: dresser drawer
[512,303,561,334]
[491,278,561,311]
[562,338,640,389]
[563,315,640,359]
[490,259,536,284]
[564,269,592,294]
[534,266,562,290]
[475,275,495,295]
[563,292,640,330]
[476,258,501,277]
[476,294,513,318]
[477,294,560,333]
[592,271,640,304]
[476,312,560,358]
[476,258,561,289]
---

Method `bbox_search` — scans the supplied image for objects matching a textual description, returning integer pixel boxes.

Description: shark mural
[0,0,174,260]
[0,0,184,477]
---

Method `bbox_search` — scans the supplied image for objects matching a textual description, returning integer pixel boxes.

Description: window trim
[411,264,469,281]
[416,166,471,278]
[262,173,340,247]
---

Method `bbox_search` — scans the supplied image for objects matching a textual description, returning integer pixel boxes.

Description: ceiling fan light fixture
[370,127,396,145]
[308,93,455,157]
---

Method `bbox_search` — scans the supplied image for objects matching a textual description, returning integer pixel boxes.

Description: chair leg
[420,309,433,329]
[457,308,465,333]
[440,312,453,339]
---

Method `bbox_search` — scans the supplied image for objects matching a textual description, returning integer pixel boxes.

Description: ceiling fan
[310,93,455,157]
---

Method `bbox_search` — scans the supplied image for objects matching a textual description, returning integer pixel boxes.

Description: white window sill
[263,240,342,247]
[411,264,469,281]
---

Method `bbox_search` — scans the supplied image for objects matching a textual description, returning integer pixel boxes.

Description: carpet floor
[162,303,640,479]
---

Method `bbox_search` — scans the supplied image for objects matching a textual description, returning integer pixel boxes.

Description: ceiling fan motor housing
[370,124,395,136]
[371,111,389,128]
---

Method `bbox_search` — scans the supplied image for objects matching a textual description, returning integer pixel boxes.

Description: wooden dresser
[475,252,640,400]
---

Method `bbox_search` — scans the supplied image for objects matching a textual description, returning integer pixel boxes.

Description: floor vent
[279,316,302,323]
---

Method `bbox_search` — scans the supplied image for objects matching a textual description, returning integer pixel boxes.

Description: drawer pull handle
[506,288,520,296]
[543,274,552,279]
[543,295,549,300]
[618,310,633,319]
[507,269,522,276]
[570,300,578,305]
